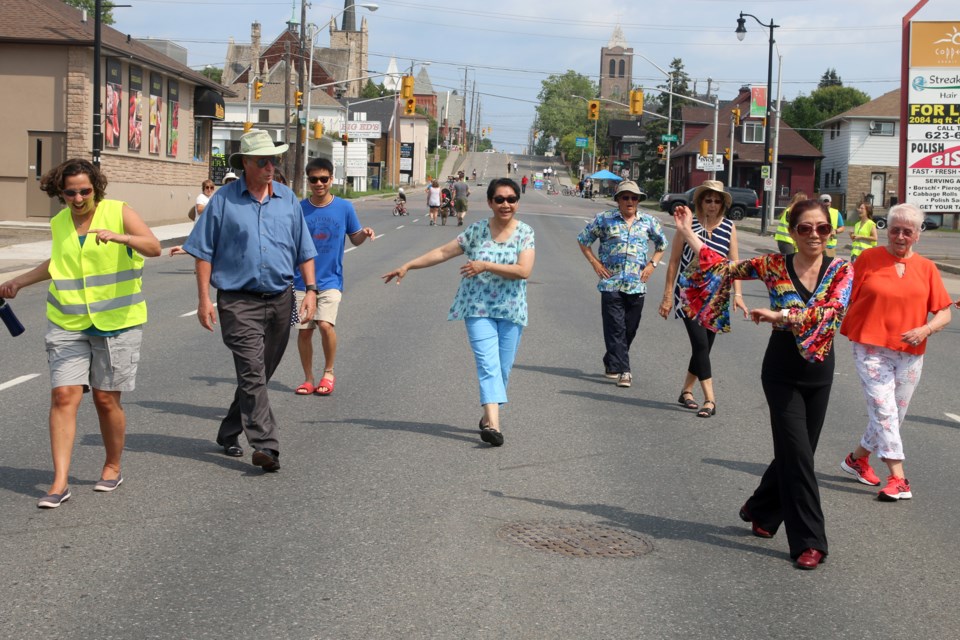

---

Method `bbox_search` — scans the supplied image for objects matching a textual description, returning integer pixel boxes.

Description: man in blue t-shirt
[294,157,375,396]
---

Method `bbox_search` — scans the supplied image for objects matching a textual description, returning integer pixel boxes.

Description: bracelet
[927,323,934,336]
[734,293,743,298]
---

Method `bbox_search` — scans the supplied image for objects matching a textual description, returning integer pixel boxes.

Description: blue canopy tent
[589,169,621,181]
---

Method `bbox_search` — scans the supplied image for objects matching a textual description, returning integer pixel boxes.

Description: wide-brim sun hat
[229,129,289,170]
[692,179,732,210]
[614,180,643,199]
[222,171,238,183]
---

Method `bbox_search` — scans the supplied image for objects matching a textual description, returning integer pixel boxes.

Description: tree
[632,58,693,196]
[201,66,223,85]
[782,84,871,149]
[818,68,842,89]
[360,80,383,99]
[63,0,114,24]
[533,70,600,162]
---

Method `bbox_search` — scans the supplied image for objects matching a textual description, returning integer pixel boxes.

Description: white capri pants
[852,342,924,461]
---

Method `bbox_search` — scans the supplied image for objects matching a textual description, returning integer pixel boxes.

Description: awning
[194,89,225,120]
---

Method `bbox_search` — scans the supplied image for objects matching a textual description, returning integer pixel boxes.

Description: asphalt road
[2,185,960,639]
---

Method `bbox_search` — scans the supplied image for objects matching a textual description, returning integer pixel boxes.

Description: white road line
[413,218,420,223]
[945,412,960,424]
[375,234,385,239]
[344,247,356,253]
[397,225,405,229]
[179,303,216,318]
[0,374,41,392]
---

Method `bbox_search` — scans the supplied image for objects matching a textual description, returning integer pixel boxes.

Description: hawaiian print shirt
[578,209,668,294]
[448,219,535,326]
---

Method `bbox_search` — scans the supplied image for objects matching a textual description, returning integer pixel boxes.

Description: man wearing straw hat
[182,129,318,472]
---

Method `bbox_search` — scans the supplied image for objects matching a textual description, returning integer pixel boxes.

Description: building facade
[599,26,633,103]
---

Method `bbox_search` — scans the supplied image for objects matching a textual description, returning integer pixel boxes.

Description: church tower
[599,26,632,103]
[329,0,369,98]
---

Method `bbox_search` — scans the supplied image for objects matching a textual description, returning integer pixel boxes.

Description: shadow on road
[558,388,679,412]
[512,364,610,385]
[484,490,785,560]
[703,457,880,496]
[321,417,483,445]
[79,432,249,472]
[188,375,293,393]
[131,399,225,421]
[0,466,96,498]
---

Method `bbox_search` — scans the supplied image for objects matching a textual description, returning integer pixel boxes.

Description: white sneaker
[617,372,632,388]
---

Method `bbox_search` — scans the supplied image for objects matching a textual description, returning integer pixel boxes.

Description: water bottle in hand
[0,298,25,337]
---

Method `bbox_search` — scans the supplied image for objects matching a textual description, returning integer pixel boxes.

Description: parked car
[873,214,940,231]
[659,186,761,221]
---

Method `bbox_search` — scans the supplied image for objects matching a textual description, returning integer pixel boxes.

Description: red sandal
[315,372,335,396]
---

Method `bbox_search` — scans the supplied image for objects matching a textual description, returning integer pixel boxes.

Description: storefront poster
[105,59,121,149]
[128,65,143,152]
[167,80,179,158]
[149,72,163,155]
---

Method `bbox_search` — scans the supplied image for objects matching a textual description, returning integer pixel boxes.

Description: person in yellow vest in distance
[774,191,807,255]
[0,159,161,509]
[848,202,878,261]
[819,194,845,258]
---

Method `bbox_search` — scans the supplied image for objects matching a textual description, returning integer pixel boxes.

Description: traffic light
[732,108,741,127]
[313,121,324,139]
[254,80,264,100]
[724,147,731,161]
[657,144,665,158]
[629,90,644,116]
[295,91,303,108]
[699,139,709,157]
[768,147,774,163]
[243,121,253,133]
[587,100,600,121]
[342,134,349,146]
[404,97,417,115]
[400,75,415,100]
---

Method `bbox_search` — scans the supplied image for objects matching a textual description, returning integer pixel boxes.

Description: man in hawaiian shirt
[577,180,668,388]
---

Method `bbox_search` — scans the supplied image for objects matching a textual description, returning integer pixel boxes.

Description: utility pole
[294,0,307,195]
[283,42,292,181]
[92,0,103,166]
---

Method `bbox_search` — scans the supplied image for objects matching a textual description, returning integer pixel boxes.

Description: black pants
[682,316,716,381]
[600,291,644,374]
[746,376,832,559]
[216,289,292,453]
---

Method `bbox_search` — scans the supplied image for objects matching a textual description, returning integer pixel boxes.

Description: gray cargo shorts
[45,321,143,391]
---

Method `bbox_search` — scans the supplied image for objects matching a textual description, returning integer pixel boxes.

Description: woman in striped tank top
[658,180,748,417]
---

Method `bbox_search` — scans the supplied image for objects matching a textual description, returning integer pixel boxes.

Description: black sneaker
[480,427,504,447]
[252,449,280,472]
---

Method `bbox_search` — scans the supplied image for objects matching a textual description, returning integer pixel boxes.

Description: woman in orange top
[839,203,952,501]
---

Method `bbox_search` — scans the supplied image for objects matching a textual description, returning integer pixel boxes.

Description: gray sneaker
[617,372,632,388]
[93,475,123,492]
[38,489,71,508]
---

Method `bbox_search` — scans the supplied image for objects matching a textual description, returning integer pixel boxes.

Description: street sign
[345,121,382,139]
[761,165,771,179]
[661,134,678,143]
[695,154,725,172]
[764,177,774,192]
[575,137,588,148]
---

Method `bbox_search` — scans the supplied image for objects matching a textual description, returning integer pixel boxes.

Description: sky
[108,0,960,153]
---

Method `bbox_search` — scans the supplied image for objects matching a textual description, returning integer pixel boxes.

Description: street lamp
[736,10,779,235]
[632,53,673,191]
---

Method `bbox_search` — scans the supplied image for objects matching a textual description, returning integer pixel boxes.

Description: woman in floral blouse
[383,178,535,447]
[673,198,853,571]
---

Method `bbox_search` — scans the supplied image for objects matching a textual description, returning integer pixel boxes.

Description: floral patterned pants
[852,342,924,461]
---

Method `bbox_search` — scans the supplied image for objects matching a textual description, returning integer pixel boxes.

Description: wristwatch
[304,284,318,293]
[781,309,790,322]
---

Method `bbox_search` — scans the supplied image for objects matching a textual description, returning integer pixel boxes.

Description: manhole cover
[497,521,653,558]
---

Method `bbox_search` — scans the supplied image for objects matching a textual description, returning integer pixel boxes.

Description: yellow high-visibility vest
[774,209,795,246]
[826,207,842,249]
[47,200,147,331]
[851,219,877,260]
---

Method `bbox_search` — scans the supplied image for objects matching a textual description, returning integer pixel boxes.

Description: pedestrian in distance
[513,161,518,174]
[848,202,878,261]
[774,191,807,255]
[658,180,748,418]
[577,180,668,389]
[0,158,161,508]
[293,157,375,397]
[180,129,318,473]
[426,178,442,226]
[382,178,535,447]
[674,198,853,570]
[172,179,216,256]
[506,161,511,174]
[521,174,528,194]
[452,173,470,226]
[818,194,845,258]
[838,203,952,501]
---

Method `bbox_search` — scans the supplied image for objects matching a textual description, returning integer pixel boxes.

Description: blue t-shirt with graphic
[294,196,361,291]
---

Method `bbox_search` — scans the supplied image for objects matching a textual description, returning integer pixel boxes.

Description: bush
[644,179,665,201]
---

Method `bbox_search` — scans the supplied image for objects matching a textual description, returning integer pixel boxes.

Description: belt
[223,289,287,299]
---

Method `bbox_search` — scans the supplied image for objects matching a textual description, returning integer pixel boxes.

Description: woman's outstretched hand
[459,260,486,278]
[382,266,407,284]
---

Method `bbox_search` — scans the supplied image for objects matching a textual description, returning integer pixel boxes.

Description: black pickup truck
[659,186,761,221]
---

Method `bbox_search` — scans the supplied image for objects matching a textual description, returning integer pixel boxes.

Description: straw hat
[692,180,732,210]
[229,129,289,170]
[613,180,643,199]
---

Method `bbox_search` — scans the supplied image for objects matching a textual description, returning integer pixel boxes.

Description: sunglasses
[888,227,915,238]
[308,175,332,184]
[702,198,723,204]
[795,222,833,236]
[492,195,519,204]
[618,195,640,202]
[254,156,281,168]
[63,188,94,198]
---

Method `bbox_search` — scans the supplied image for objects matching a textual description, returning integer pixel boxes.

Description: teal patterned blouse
[448,219,535,326]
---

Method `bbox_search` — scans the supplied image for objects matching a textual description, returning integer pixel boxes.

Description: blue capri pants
[465,317,524,406]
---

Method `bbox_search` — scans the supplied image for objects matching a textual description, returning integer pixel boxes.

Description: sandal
[678,391,699,410]
[295,382,315,395]
[697,400,716,418]
[315,370,335,396]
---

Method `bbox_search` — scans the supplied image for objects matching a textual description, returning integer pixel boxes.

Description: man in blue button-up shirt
[578,180,667,389]
[183,129,317,472]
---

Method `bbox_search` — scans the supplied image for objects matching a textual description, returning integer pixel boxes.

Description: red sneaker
[878,475,912,501]
[840,453,881,486]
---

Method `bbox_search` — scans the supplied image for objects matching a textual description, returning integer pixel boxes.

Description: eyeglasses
[618,195,640,202]
[702,198,723,204]
[307,175,332,184]
[888,227,915,238]
[795,222,833,236]
[203,186,215,191]
[62,188,94,198]
[492,195,519,204]
[253,156,281,168]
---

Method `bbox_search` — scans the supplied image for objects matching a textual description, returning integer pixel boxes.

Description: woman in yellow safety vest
[848,202,878,261]
[774,191,807,255]
[0,159,160,509]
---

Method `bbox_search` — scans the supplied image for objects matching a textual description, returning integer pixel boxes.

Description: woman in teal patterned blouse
[383,178,535,447]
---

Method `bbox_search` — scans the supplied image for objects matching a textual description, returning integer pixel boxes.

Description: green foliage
[201,66,223,84]
[819,68,842,89]
[782,84,871,148]
[631,58,692,189]
[62,0,114,23]
[360,80,384,99]
[533,70,601,161]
